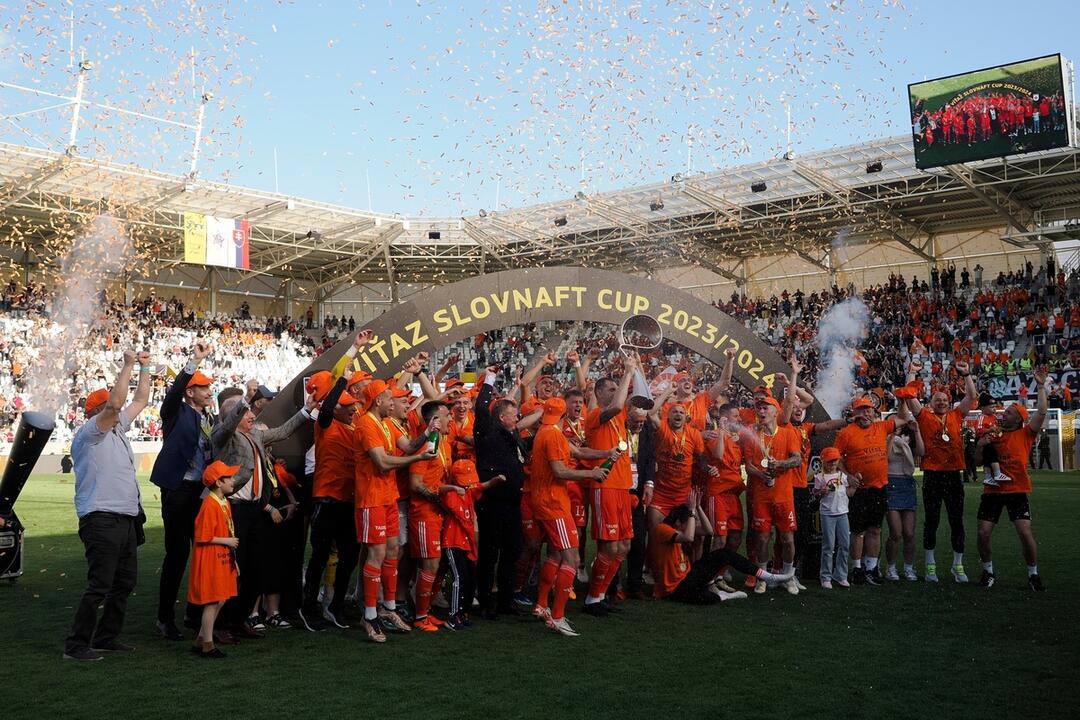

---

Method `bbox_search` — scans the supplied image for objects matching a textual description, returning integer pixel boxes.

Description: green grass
[4,472,1080,719]
[910,55,1063,111]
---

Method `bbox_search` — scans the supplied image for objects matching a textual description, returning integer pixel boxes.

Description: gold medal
[941,433,950,443]
[617,440,628,452]
[761,457,770,469]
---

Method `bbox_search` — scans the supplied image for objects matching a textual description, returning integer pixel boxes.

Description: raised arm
[712,348,735,401]
[580,347,602,410]
[332,330,373,380]
[566,350,587,392]
[600,351,637,425]
[212,398,249,448]
[779,352,802,426]
[124,350,153,420]
[319,377,347,429]
[954,360,977,415]
[259,393,317,445]
[647,385,675,429]
[1029,365,1049,433]
[96,349,137,432]
[160,340,210,420]
[474,368,496,438]
[433,352,461,385]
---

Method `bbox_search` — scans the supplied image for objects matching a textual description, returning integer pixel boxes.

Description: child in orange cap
[812,447,859,589]
[440,459,505,629]
[189,461,241,658]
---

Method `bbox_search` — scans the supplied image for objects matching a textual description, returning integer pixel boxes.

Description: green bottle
[426,430,440,453]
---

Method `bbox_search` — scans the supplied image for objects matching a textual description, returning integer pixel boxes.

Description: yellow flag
[183,212,207,265]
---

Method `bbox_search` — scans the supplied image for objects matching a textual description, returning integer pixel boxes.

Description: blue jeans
[820,513,850,581]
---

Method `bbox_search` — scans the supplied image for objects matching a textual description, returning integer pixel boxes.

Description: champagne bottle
[600,441,629,470]
[426,430,440,453]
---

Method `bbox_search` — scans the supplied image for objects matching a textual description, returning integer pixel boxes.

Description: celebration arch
[262,267,827,464]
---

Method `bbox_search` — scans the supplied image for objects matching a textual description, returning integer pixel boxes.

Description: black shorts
[976,493,1031,524]
[849,488,887,533]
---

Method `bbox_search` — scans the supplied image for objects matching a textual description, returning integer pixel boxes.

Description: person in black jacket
[150,340,215,640]
[473,366,530,618]
[623,397,656,599]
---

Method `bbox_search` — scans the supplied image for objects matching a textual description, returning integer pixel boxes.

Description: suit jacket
[149,367,212,491]
[630,421,656,498]
[211,400,310,500]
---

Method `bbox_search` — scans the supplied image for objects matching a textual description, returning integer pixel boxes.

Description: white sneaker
[904,567,919,581]
[820,578,833,590]
[754,577,767,595]
[532,604,551,621]
[795,578,807,591]
[707,585,748,601]
[546,617,580,637]
[982,475,999,487]
[784,577,800,595]
[925,564,939,583]
[952,565,969,583]
[576,565,590,583]
[885,566,900,581]
[993,473,1012,484]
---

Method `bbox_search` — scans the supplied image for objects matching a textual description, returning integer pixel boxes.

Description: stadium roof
[1,134,1079,292]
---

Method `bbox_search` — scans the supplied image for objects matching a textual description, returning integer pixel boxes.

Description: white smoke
[814,297,869,418]
[24,216,133,415]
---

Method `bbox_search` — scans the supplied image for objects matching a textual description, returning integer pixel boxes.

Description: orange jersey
[385,417,413,501]
[916,409,965,471]
[663,391,711,431]
[738,407,758,426]
[528,422,573,521]
[408,440,452,522]
[442,485,483,562]
[648,523,690,598]
[584,407,632,490]
[834,419,896,489]
[738,424,801,502]
[313,420,355,502]
[449,411,476,462]
[974,412,998,438]
[986,426,1037,494]
[354,412,398,509]
[188,494,238,605]
[705,430,744,495]
[784,421,815,489]
[654,421,705,499]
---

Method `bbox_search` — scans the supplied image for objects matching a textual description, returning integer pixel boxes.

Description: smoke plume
[814,297,869,418]
[24,216,133,415]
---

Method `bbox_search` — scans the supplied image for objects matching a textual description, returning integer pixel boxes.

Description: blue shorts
[886,475,917,511]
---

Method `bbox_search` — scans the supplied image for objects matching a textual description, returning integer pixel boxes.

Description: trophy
[618,314,663,400]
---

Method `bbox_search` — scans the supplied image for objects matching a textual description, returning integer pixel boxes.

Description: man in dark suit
[150,341,215,640]
[623,397,656,599]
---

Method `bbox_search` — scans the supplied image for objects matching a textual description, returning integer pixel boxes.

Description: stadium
[1,5,1079,719]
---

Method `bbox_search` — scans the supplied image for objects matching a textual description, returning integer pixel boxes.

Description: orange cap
[820,447,841,462]
[1013,403,1029,422]
[187,370,213,388]
[541,396,566,425]
[852,397,874,410]
[84,388,110,415]
[336,392,358,407]
[755,396,781,411]
[362,379,389,411]
[673,372,691,383]
[306,371,333,402]
[389,380,411,399]
[445,377,465,390]
[347,370,372,388]
[202,460,240,487]
[451,459,479,486]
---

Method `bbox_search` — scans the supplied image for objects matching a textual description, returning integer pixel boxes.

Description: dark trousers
[65,513,138,652]
[922,470,965,553]
[793,487,813,573]
[226,503,274,625]
[624,499,649,591]
[442,547,476,616]
[303,499,358,613]
[278,511,307,615]
[1038,446,1053,469]
[476,500,523,611]
[670,546,758,604]
[157,482,203,624]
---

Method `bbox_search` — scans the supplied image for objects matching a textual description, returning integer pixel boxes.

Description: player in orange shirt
[645,387,715,525]
[301,376,361,631]
[974,367,1048,591]
[661,349,733,431]
[739,396,803,595]
[189,461,241,659]
[354,380,436,643]
[901,361,977,583]
[529,397,608,637]
[580,354,639,616]
[407,401,457,631]
[448,393,477,462]
[834,397,914,585]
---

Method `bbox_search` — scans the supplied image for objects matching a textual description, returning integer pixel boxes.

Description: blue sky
[0,1,1077,217]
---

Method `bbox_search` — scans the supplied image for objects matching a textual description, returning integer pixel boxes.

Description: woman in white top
[886,422,924,581]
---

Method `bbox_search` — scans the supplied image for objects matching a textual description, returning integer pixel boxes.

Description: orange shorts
[706,493,745,535]
[567,481,588,528]
[520,494,543,540]
[356,503,400,545]
[539,516,579,551]
[750,501,796,534]
[591,486,633,542]
[408,516,443,559]
[649,488,690,519]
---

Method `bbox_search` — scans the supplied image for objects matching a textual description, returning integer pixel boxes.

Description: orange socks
[414,570,436,619]
[551,565,576,620]
[536,557,559,609]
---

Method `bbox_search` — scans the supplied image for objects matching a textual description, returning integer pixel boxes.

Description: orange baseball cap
[389,380,411,399]
[202,460,240,487]
[306,370,333,402]
[673,372,691,383]
[820,447,841,462]
[451,459,479,486]
[187,370,213,388]
[84,388,110,415]
[347,370,372,388]
[445,377,465,390]
[336,392,359,407]
[1012,402,1029,422]
[852,397,874,410]
[361,379,389,411]
[541,396,566,425]
[755,396,781,411]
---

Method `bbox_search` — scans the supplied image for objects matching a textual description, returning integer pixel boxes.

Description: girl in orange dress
[188,461,241,659]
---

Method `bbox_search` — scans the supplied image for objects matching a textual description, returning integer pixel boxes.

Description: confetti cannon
[0,412,56,581]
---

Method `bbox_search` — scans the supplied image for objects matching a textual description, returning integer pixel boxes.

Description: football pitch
[3,472,1079,719]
